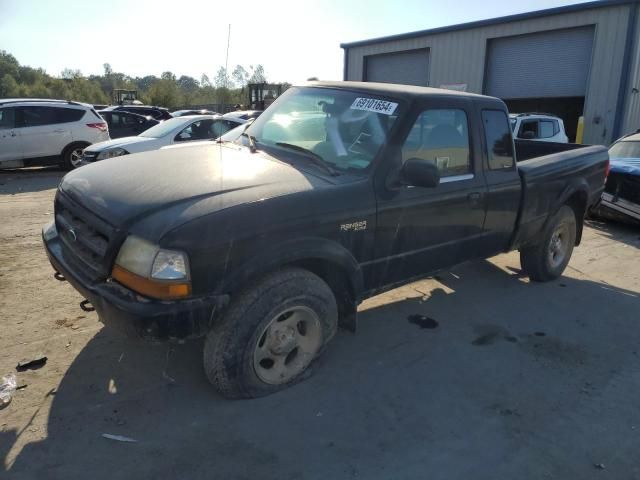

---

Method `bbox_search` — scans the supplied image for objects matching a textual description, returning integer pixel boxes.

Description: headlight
[97,147,128,160]
[112,235,190,299]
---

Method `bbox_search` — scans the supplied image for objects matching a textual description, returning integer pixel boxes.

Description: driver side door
[368,99,488,290]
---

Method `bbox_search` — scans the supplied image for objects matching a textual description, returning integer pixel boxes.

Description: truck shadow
[2,259,640,479]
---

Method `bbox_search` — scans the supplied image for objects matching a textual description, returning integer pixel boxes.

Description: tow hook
[79,300,95,312]
[54,272,66,282]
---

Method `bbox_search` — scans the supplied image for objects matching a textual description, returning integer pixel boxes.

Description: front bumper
[42,222,228,340]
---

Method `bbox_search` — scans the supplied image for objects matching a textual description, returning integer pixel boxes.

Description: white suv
[509,113,569,143]
[0,99,110,169]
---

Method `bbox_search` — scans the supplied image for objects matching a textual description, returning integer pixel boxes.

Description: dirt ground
[1,168,639,480]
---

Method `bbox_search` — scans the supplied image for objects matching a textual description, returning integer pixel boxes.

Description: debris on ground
[102,433,138,443]
[16,355,47,371]
[0,374,17,406]
[407,314,439,329]
[594,463,606,470]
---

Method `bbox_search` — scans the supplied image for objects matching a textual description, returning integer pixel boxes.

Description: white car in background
[509,113,569,143]
[80,115,247,164]
[0,99,109,169]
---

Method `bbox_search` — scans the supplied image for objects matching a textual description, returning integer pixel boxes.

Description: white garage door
[485,26,595,99]
[365,49,430,86]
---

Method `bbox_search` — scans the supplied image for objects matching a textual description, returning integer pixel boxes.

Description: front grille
[605,172,640,205]
[54,192,120,280]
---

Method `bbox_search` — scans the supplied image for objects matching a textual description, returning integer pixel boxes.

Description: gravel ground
[1,168,639,480]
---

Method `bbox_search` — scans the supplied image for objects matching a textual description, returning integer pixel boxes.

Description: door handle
[467,192,482,204]
[53,129,65,133]
[10,132,17,137]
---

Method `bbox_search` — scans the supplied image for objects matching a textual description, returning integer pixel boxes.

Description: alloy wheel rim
[70,148,84,168]
[548,223,569,268]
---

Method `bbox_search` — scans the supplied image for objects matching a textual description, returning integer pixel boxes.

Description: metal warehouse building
[341,0,640,145]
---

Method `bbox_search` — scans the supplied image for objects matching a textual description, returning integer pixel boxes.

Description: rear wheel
[203,268,338,399]
[61,143,88,170]
[520,205,577,282]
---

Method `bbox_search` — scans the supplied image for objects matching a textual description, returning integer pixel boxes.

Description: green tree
[0,73,19,96]
[248,64,266,83]
[232,65,249,88]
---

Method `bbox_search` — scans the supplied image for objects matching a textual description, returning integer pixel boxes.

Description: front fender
[217,236,365,301]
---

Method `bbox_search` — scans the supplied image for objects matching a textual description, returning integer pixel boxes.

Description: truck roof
[304,81,499,102]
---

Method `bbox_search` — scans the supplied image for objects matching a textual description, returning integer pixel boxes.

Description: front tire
[203,268,338,399]
[520,205,577,282]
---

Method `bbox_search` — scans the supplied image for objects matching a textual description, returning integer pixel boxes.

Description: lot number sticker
[350,98,398,115]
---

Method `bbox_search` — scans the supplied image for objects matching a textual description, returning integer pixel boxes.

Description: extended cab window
[482,110,515,170]
[401,109,471,177]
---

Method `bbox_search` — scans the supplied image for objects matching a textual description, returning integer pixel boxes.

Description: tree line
[0,50,279,109]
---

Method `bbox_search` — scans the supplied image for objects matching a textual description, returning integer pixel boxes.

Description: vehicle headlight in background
[112,235,191,299]
[96,147,128,160]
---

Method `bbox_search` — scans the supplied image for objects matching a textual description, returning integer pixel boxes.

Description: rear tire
[520,205,577,282]
[203,268,338,399]
[61,143,88,170]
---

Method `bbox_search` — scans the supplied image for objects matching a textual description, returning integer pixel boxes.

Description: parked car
[80,115,245,163]
[92,104,109,111]
[101,105,173,121]
[509,113,569,143]
[172,109,219,117]
[595,132,640,223]
[0,98,109,169]
[223,110,262,121]
[43,81,608,398]
[98,110,159,139]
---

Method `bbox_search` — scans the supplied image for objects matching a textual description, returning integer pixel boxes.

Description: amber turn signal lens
[112,265,191,300]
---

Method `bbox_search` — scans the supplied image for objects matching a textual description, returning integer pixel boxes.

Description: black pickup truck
[43,81,608,398]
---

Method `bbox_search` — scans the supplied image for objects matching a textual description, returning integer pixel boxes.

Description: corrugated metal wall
[621,7,640,136]
[344,3,633,145]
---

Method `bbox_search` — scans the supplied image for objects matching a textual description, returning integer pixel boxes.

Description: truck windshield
[609,141,640,159]
[246,87,402,171]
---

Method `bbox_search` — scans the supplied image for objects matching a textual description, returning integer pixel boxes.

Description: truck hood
[85,136,158,153]
[59,144,329,231]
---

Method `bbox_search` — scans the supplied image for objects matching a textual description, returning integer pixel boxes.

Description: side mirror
[401,158,440,188]
[520,131,536,140]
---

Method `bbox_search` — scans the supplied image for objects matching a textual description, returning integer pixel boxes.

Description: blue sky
[0,0,593,83]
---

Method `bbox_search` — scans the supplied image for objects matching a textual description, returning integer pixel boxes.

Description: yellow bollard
[576,115,584,144]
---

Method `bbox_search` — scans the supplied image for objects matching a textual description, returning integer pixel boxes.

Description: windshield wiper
[275,142,339,176]
[241,132,258,153]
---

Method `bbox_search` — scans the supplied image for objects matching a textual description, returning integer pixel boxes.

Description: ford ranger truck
[43,81,609,398]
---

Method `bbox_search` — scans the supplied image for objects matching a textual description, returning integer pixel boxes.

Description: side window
[518,120,538,139]
[553,120,560,136]
[20,106,57,127]
[53,107,84,123]
[539,120,555,139]
[401,108,471,177]
[211,120,237,138]
[482,110,515,170]
[121,114,138,126]
[0,108,16,129]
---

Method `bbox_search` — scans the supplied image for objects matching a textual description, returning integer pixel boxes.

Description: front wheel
[61,143,88,170]
[520,205,577,282]
[203,268,338,399]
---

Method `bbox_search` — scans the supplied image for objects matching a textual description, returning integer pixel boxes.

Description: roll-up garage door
[365,49,430,86]
[485,26,594,99]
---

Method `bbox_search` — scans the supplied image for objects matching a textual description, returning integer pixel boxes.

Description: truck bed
[511,143,609,250]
